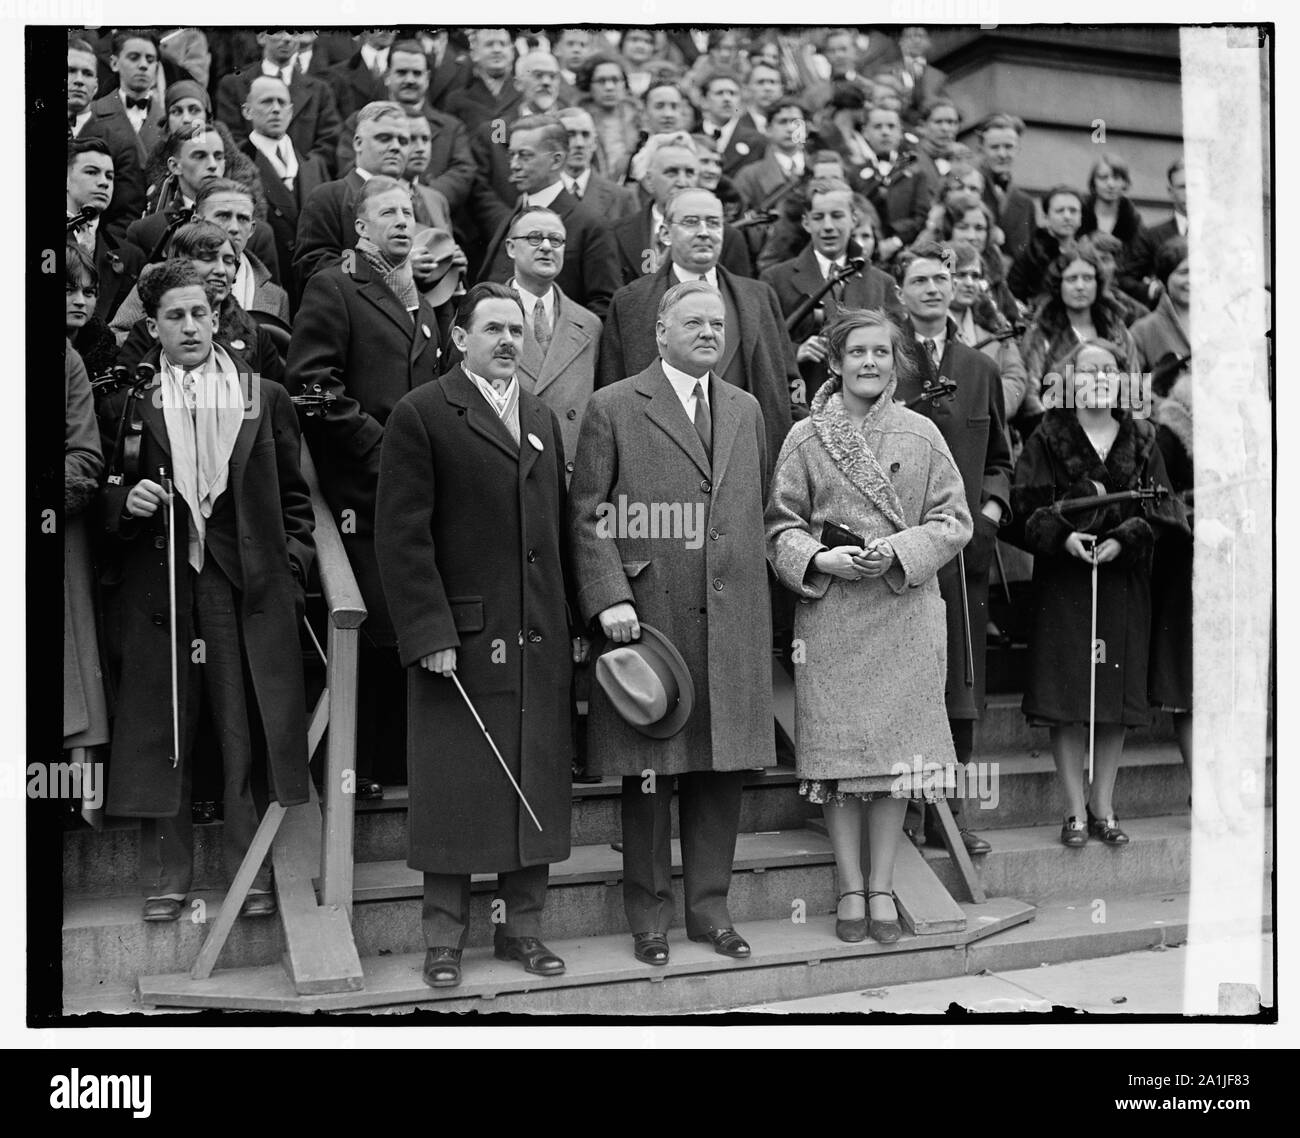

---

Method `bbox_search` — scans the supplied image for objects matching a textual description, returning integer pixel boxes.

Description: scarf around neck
[356,235,418,315]
[809,375,907,531]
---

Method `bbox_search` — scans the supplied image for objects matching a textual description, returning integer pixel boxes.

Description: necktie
[924,338,940,369]
[692,381,711,461]
[569,176,583,199]
[276,139,294,189]
[533,295,552,353]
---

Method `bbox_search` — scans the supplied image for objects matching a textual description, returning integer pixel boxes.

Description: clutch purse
[820,520,865,550]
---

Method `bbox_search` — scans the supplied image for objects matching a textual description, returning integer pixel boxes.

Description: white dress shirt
[773,149,805,178]
[523,179,565,209]
[509,278,555,328]
[248,130,298,187]
[71,109,92,136]
[915,327,948,362]
[565,168,592,199]
[260,57,295,87]
[812,249,846,279]
[360,44,388,76]
[671,264,719,288]
[661,360,711,419]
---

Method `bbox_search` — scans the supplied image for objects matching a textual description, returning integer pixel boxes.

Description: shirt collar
[914,326,948,358]
[661,359,711,403]
[72,109,92,134]
[525,179,565,209]
[360,44,388,73]
[508,277,554,320]
[671,264,718,289]
[812,248,845,278]
[465,366,518,410]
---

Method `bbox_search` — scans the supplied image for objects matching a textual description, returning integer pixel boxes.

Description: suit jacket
[427,51,472,111]
[285,255,444,644]
[74,107,145,244]
[216,61,342,173]
[444,73,523,133]
[894,317,1013,718]
[337,106,476,211]
[981,172,1039,264]
[731,150,804,214]
[241,137,331,304]
[292,170,365,284]
[610,205,753,287]
[324,52,387,122]
[706,111,767,178]
[598,261,800,466]
[760,243,902,405]
[887,60,949,126]
[478,185,621,320]
[568,361,776,777]
[575,172,638,222]
[89,90,165,167]
[1144,215,1183,254]
[85,227,144,323]
[859,147,938,245]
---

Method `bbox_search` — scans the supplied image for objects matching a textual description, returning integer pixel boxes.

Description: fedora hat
[412,226,464,307]
[595,623,695,739]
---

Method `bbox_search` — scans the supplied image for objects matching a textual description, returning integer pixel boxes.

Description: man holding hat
[569,279,777,967]
[376,282,583,990]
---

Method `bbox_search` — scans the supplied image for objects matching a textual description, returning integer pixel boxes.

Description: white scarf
[160,344,245,571]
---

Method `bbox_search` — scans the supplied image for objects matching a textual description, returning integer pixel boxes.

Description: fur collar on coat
[808,376,907,531]
[1036,407,1153,492]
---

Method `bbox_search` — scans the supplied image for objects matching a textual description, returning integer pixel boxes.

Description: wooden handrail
[299,444,367,629]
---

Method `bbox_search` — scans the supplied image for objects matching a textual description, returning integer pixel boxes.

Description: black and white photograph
[6,0,1286,1074]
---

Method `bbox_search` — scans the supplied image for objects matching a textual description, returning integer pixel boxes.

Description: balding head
[243,75,294,138]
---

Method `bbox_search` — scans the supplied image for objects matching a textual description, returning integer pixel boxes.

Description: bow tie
[124,95,151,110]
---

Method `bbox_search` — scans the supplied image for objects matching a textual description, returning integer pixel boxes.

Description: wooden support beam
[320,623,358,915]
[770,655,796,751]
[930,796,987,903]
[891,837,967,935]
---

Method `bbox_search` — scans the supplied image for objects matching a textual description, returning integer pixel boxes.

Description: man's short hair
[509,114,569,155]
[921,95,960,123]
[978,113,1025,138]
[827,82,867,112]
[355,175,410,220]
[1078,232,1123,258]
[67,35,96,57]
[657,279,719,322]
[162,124,219,163]
[641,78,689,105]
[388,39,428,67]
[138,259,215,317]
[893,240,953,285]
[1041,184,1085,214]
[67,137,112,171]
[195,177,253,211]
[631,131,697,181]
[455,281,524,330]
[509,206,565,238]
[112,28,160,54]
[766,96,806,121]
[747,60,783,82]
[663,186,720,224]
[356,101,409,129]
[700,68,741,96]
[169,220,230,261]
[866,103,901,124]
[1153,235,1189,284]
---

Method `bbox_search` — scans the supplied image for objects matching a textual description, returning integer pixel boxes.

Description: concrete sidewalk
[740,934,1274,1015]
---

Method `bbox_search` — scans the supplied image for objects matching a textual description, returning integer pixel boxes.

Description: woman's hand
[855,539,895,578]
[1093,538,1121,564]
[813,547,866,580]
[1062,531,1096,563]
[796,335,827,364]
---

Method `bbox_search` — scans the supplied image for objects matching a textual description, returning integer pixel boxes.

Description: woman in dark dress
[1010,338,1187,846]
[65,242,118,380]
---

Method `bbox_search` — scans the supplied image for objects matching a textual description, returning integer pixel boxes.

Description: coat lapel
[707,375,744,490]
[517,397,547,483]
[443,366,520,462]
[409,296,439,368]
[353,257,415,339]
[637,363,711,478]
[716,269,747,377]
[809,382,908,531]
[534,291,590,396]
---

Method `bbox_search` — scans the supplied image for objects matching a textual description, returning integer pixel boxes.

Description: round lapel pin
[422,323,432,339]
[527,433,544,451]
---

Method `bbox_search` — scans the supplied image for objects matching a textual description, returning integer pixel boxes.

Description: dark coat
[338,107,476,211]
[711,111,767,178]
[216,62,343,173]
[285,256,444,645]
[89,90,165,169]
[124,209,282,284]
[74,107,145,245]
[444,74,524,133]
[569,361,776,777]
[760,243,901,405]
[86,228,143,324]
[323,52,387,123]
[477,185,621,320]
[981,174,1039,264]
[609,205,753,286]
[375,366,574,873]
[895,318,1013,719]
[859,148,938,245]
[598,261,801,471]
[1149,383,1193,709]
[94,349,314,816]
[240,137,331,306]
[576,172,639,222]
[1082,195,1158,307]
[292,170,365,284]
[1008,227,1063,306]
[1009,409,1187,726]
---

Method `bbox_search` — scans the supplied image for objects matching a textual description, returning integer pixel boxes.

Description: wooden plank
[319,623,358,914]
[273,784,364,995]
[190,803,285,980]
[306,689,329,759]
[891,837,967,935]
[300,444,367,628]
[930,796,987,903]
[771,657,797,749]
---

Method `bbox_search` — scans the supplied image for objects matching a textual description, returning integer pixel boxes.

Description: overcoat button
[154,536,166,549]
[527,629,543,643]
[527,549,537,562]
[713,578,723,591]
[566,461,574,473]
[700,479,711,493]
[151,613,165,625]
[709,529,719,541]
[566,409,577,420]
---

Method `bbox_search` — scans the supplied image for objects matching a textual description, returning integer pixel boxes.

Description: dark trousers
[140,558,271,898]
[421,864,550,950]
[357,640,408,784]
[906,717,975,834]
[620,770,745,937]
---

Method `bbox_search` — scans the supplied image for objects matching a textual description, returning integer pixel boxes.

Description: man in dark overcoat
[598,188,802,474]
[892,243,1013,854]
[286,175,446,796]
[375,283,580,990]
[95,261,314,921]
[570,279,777,967]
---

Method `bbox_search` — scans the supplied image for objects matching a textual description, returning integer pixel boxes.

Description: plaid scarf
[355,236,418,316]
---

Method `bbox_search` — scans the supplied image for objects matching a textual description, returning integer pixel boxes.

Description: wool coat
[65,348,109,749]
[285,255,444,646]
[609,205,754,286]
[766,381,972,786]
[598,261,801,469]
[1009,409,1187,727]
[980,174,1039,265]
[94,350,315,816]
[895,318,1013,720]
[1130,292,1190,373]
[569,361,777,778]
[217,61,342,171]
[374,366,575,874]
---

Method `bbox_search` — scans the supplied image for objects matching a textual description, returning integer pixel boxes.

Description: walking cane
[448,671,544,833]
[1085,535,1100,784]
[956,550,975,686]
[159,467,180,769]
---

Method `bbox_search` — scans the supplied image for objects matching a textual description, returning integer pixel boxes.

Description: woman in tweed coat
[766,309,972,942]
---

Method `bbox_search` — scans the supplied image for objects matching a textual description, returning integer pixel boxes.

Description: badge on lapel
[735,142,750,156]
[527,432,544,452]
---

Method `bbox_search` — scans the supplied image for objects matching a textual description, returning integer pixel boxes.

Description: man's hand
[598,603,640,643]
[420,648,457,676]
[813,547,866,580]
[125,478,171,518]
[980,500,1003,526]
[409,246,438,286]
[878,235,904,262]
[796,335,828,364]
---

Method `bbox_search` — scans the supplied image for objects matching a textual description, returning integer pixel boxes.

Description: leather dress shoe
[632,932,670,966]
[422,946,463,988]
[494,935,566,976]
[356,777,385,801]
[240,892,277,919]
[142,897,182,922]
[926,827,992,855]
[1061,816,1089,847]
[867,891,902,944]
[1087,808,1130,846]
[688,927,751,959]
[835,890,868,943]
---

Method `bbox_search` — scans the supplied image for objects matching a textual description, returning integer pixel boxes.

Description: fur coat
[766,377,972,787]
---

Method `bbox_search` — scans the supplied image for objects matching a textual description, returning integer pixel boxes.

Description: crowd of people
[64,26,1197,988]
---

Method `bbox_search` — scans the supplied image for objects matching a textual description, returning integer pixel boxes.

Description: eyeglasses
[513,231,567,247]
[671,215,724,232]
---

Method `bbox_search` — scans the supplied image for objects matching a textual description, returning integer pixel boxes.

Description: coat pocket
[447,596,485,633]
[621,560,652,579]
